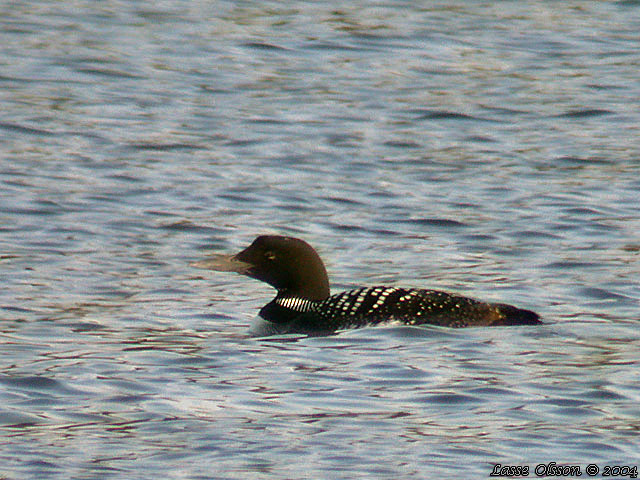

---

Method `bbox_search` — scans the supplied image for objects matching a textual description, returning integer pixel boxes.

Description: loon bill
[192,235,541,335]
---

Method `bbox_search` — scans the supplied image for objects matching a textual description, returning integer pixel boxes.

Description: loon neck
[275,295,315,312]
[259,295,315,326]
[275,274,329,301]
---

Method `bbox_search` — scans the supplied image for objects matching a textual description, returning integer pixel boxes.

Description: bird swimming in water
[192,235,541,336]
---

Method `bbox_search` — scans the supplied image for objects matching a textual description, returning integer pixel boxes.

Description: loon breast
[248,315,287,337]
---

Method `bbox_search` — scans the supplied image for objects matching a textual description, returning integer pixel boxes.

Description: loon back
[192,235,541,335]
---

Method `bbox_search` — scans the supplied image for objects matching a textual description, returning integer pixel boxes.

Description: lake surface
[1,2,639,478]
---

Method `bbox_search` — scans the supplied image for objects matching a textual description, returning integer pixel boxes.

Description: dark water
[2,2,640,478]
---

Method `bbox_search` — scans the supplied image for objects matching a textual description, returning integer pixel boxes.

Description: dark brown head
[192,235,330,300]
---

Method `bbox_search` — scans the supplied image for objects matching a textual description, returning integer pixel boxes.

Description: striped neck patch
[275,297,314,312]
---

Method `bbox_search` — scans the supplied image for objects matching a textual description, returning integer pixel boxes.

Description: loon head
[192,235,330,301]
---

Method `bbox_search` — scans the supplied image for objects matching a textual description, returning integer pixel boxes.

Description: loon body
[193,235,541,335]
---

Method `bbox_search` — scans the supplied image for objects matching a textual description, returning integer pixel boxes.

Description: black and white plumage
[193,235,541,336]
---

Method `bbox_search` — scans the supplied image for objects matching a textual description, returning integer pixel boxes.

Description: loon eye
[264,251,276,261]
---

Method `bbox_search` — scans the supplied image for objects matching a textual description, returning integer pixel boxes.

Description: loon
[192,235,541,336]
